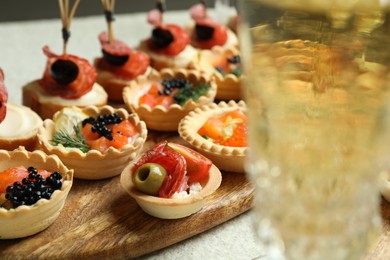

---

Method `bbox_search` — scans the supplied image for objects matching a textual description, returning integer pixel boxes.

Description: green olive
[134,163,167,196]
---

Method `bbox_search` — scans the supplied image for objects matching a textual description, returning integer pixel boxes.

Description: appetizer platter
[0,0,255,258]
[1,0,390,259]
[0,132,254,259]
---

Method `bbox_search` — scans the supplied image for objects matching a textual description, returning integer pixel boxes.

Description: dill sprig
[51,125,90,153]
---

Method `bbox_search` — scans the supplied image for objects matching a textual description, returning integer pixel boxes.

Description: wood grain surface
[0,132,254,259]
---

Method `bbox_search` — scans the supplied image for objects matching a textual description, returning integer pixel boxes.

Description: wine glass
[237,0,390,259]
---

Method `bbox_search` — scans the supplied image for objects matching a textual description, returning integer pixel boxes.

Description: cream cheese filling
[139,41,198,69]
[0,102,43,139]
[24,81,108,106]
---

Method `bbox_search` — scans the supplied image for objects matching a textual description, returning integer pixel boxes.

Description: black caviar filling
[158,78,190,96]
[157,78,210,106]
[81,113,123,141]
[4,166,63,208]
[227,55,240,64]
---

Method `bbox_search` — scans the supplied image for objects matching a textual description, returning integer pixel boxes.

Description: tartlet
[120,160,221,219]
[187,2,239,51]
[0,148,73,239]
[178,100,247,173]
[37,105,147,179]
[123,68,217,131]
[139,6,198,71]
[195,46,242,101]
[0,102,43,151]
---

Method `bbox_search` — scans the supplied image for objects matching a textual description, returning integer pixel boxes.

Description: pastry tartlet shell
[123,68,217,131]
[178,100,247,173]
[37,105,148,180]
[120,161,222,219]
[22,80,108,120]
[0,148,73,239]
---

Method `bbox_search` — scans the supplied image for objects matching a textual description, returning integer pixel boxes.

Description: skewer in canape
[188,0,238,50]
[94,0,152,102]
[139,0,198,70]
[23,0,107,119]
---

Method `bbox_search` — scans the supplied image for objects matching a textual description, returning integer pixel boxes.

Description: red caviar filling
[197,109,247,147]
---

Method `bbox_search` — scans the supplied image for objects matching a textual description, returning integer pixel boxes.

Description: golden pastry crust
[178,100,247,173]
[123,68,217,131]
[0,148,73,239]
[22,80,108,120]
[37,105,148,180]
[0,103,43,151]
[213,73,242,101]
[0,138,37,152]
[120,162,222,219]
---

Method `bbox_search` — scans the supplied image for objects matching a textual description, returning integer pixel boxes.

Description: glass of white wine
[238,0,390,259]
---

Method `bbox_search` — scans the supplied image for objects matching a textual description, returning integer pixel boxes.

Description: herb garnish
[173,83,210,106]
[51,125,90,153]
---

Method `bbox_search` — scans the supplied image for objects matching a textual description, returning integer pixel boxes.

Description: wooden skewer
[156,0,165,24]
[200,0,208,17]
[58,0,80,54]
[101,0,116,45]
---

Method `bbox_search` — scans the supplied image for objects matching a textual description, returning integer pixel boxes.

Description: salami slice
[96,50,150,80]
[192,20,228,49]
[0,68,8,123]
[39,46,96,99]
[99,32,132,57]
[147,24,190,56]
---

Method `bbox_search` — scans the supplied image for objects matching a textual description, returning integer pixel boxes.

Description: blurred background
[0,0,233,22]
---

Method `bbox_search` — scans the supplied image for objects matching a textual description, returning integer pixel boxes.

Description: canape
[138,3,198,70]
[0,148,73,239]
[0,68,43,151]
[22,1,107,119]
[94,0,152,102]
[178,100,247,173]
[94,32,152,103]
[0,103,43,151]
[37,105,147,179]
[188,2,238,51]
[120,141,222,219]
[23,46,108,120]
[123,69,217,131]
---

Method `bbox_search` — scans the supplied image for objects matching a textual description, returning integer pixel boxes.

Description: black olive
[227,55,241,64]
[152,28,174,48]
[195,24,215,40]
[50,59,79,85]
[102,49,129,66]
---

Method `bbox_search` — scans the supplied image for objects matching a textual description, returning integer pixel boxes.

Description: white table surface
[1,9,263,260]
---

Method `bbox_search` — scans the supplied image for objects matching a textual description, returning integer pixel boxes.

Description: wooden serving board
[0,132,254,259]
